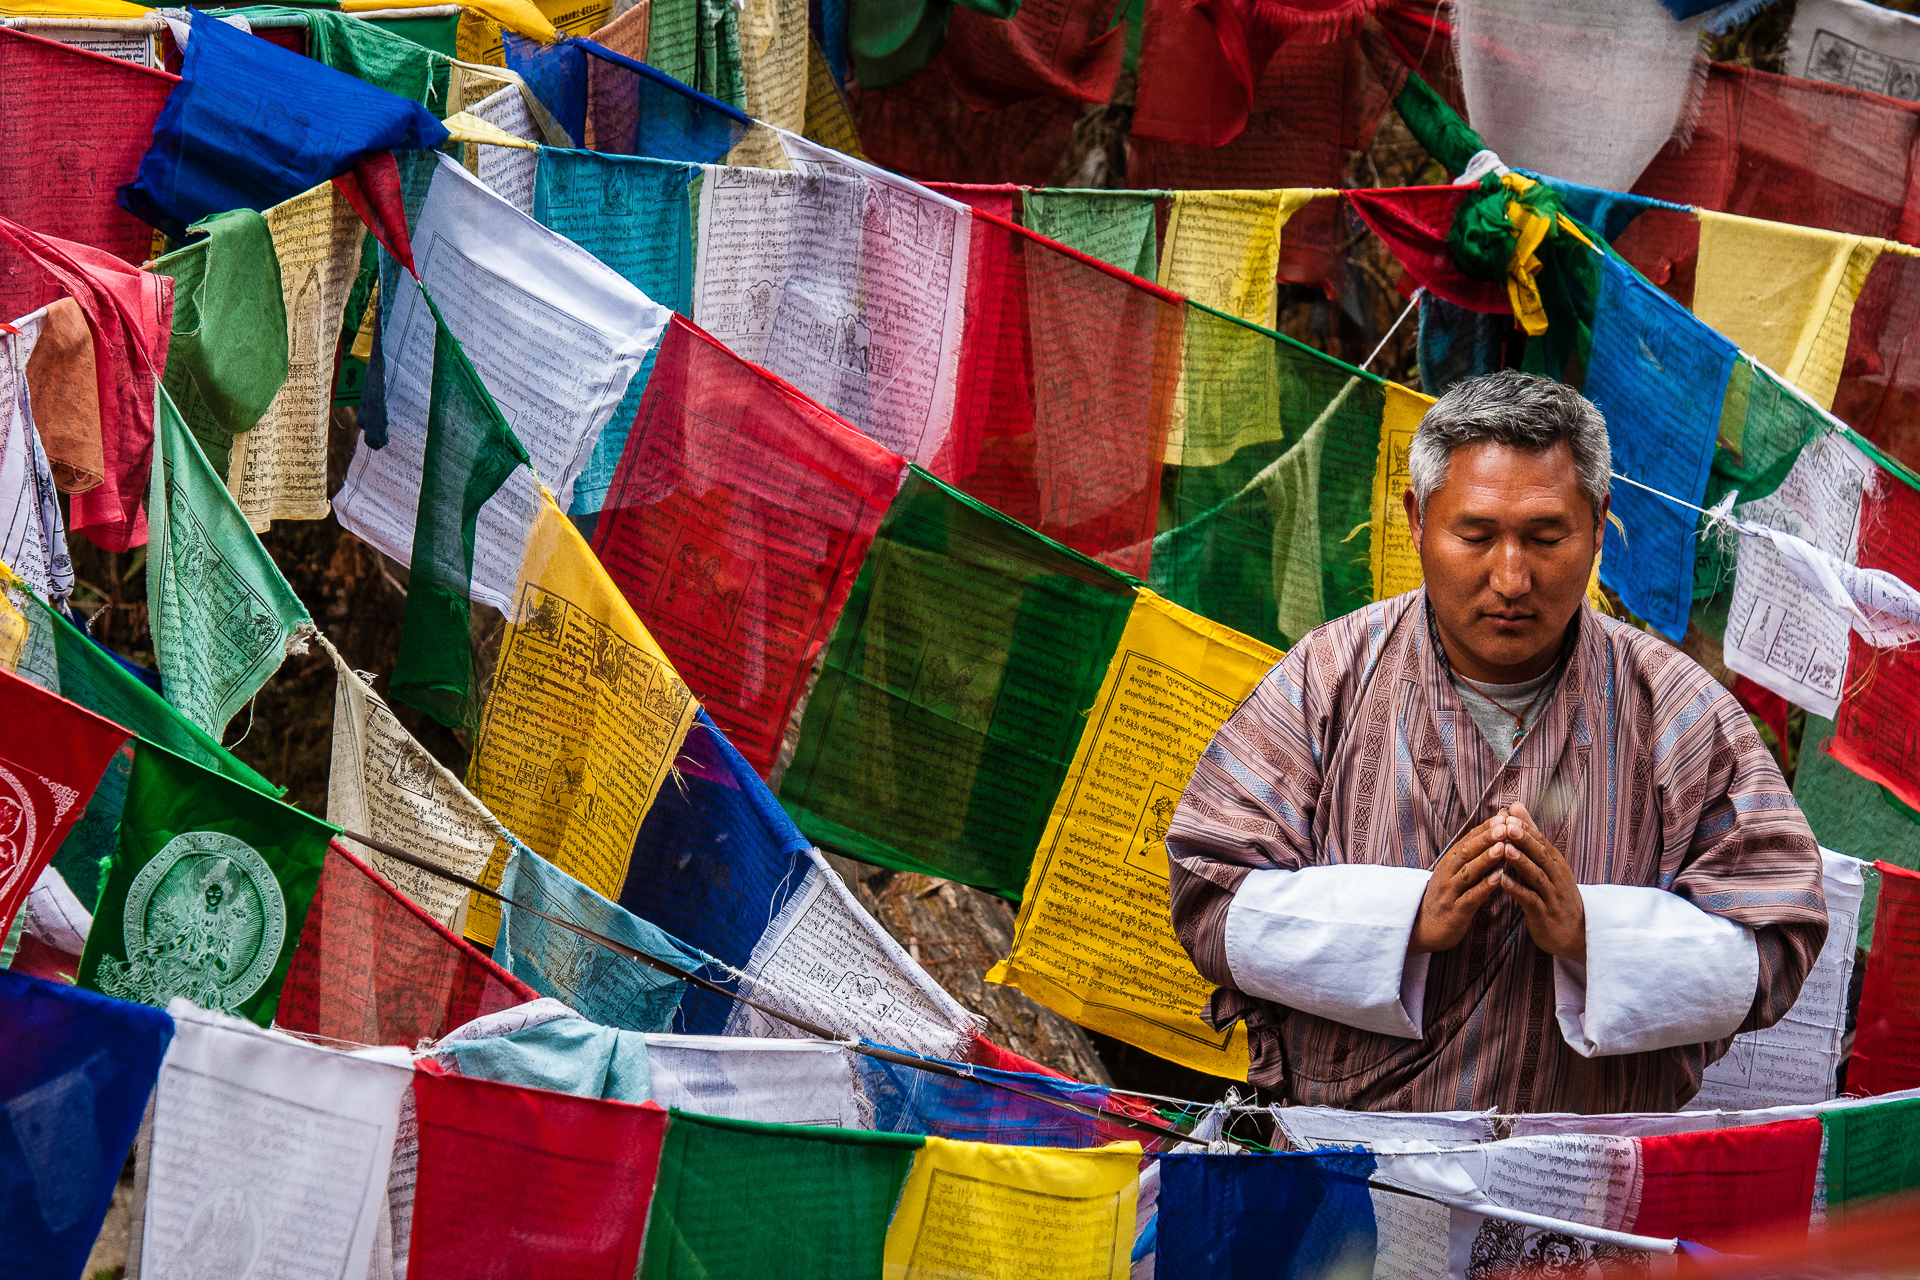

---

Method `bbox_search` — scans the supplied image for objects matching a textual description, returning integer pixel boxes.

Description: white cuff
[1224,865,1433,1039]
[1554,885,1758,1058]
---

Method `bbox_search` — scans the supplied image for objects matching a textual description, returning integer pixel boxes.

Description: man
[1167,371,1828,1113]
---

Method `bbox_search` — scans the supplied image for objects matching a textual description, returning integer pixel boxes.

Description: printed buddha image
[0,784,29,883]
[163,1185,263,1280]
[1467,1221,1649,1280]
[97,842,283,1013]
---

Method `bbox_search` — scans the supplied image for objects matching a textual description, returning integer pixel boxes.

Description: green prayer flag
[1795,715,1920,949]
[1694,359,1830,597]
[647,0,746,108]
[147,386,314,739]
[780,467,1137,895]
[1152,304,1383,650]
[390,292,529,729]
[1393,70,1486,177]
[1821,1097,1920,1209]
[149,209,290,479]
[234,5,453,115]
[640,1110,922,1280]
[78,740,333,1026]
[1022,189,1159,279]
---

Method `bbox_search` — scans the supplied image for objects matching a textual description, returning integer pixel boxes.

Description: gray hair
[1408,370,1610,522]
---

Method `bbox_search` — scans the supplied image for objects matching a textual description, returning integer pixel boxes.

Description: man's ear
[1593,492,1611,552]
[1402,486,1423,553]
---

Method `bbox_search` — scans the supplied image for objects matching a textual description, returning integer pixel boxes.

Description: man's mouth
[1483,612,1534,631]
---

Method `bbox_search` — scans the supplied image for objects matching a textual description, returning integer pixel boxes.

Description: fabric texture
[120,10,448,241]
[391,293,528,729]
[641,1110,923,1280]
[0,26,176,320]
[1821,1094,1920,1208]
[147,208,290,477]
[434,1011,651,1100]
[408,1069,667,1279]
[21,299,104,496]
[1633,1119,1822,1248]
[275,843,538,1047]
[779,467,1137,895]
[933,209,1184,580]
[0,968,173,1280]
[0,668,127,939]
[1157,1149,1378,1280]
[590,315,905,775]
[77,740,333,1026]
[1848,863,1920,1096]
[1166,592,1828,1113]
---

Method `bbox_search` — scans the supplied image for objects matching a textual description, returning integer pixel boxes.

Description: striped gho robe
[1166,590,1828,1114]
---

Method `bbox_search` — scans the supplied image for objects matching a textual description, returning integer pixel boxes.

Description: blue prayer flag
[1521,173,1692,245]
[118,11,447,240]
[619,713,812,1034]
[495,841,711,1033]
[856,1044,1115,1147]
[504,33,588,148]
[435,1014,651,1101]
[0,970,174,1280]
[1156,1149,1379,1280]
[1590,254,1736,640]
[506,34,749,165]
[533,150,696,516]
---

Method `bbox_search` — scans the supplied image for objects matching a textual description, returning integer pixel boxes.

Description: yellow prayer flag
[988,589,1280,1080]
[1694,210,1884,411]
[1157,190,1329,328]
[802,36,865,158]
[1368,381,1435,600]
[441,0,580,64]
[883,1138,1142,1280]
[464,489,697,945]
[0,0,148,16]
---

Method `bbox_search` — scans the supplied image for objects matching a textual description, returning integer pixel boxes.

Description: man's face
[1403,439,1605,683]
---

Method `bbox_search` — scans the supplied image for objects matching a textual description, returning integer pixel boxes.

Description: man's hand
[1492,802,1586,963]
[1410,816,1506,955]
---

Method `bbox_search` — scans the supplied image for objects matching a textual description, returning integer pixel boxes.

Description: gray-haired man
[1165,370,1827,1112]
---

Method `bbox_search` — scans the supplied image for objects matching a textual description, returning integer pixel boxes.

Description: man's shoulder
[1587,607,1742,725]
[1283,592,1424,691]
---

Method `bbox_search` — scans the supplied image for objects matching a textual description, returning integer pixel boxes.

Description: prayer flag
[1831,471,1920,815]
[646,1035,870,1126]
[928,182,1022,221]
[532,150,696,516]
[881,1136,1141,1279]
[780,467,1137,895]
[145,386,313,739]
[409,1069,667,1278]
[275,843,537,1047]
[0,27,175,317]
[325,640,505,927]
[227,181,369,531]
[1789,0,1920,98]
[391,291,528,729]
[118,10,448,240]
[988,589,1276,1079]
[432,1006,651,1100]
[644,0,744,107]
[691,157,970,470]
[495,840,706,1032]
[141,1001,412,1280]
[1345,185,1510,314]
[146,208,290,478]
[584,35,752,159]
[19,297,102,498]
[0,218,171,552]
[1794,717,1920,950]
[292,5,454,116]
[1157,189,1325,328]
[642,1111,923,1280]
[1821,1094,1920,1209]
[1589,254,1738,641]
[1693,212,1884,411]
[935,210,1183,579]
[1150,306,1393,650]
[858,1049,1115,1147]
[1156,1150,1378,1280]
[1631,1119,1822,1248]
[721,0,807,168]
[0,969,172,1280]
[853,60,1085,189]
[1369,380,1440,600]
[78,740,333,1025]
[591,315,905,774]
[1848,862,1920,1096]
[466,488,698,946]
[0,668,127,937]
[1021,188,1159,280]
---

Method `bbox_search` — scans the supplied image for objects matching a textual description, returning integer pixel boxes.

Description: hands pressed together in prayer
[1409,802,1586,963]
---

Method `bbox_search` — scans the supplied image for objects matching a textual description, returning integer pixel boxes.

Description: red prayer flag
[930,210,1183,580]
[856,60,1084,188]
[1831,475,1920,814]
[1850,861,1920,1096]
[0,218,171,550]
[408,1068,667,1279]
[1632,1119,1824,1249]
[925,183,1023,223]
[276,843,537,1046]
[332,151,416,278]
[936,0,1125,110]
[0,667,130,938]
[1345,184,1509,312]
[0,28,177,319]
[590,315,907,775]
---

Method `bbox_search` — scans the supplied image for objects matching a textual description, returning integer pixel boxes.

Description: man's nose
[1490,542,1531,598]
